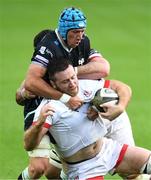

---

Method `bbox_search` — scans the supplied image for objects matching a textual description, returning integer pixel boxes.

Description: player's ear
[50,80,56,89]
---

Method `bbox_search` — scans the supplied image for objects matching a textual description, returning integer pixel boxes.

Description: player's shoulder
[39,30,57,46]
[33,30,60,59]
[78,79,105,101]
[79,79,104,88]
[81,34,90,44]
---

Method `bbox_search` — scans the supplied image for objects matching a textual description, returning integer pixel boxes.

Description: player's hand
[87,107,98,121]
[99,102,124,120]
[67,96,84,110]
[39,103,55,124]
[20,88,36,100]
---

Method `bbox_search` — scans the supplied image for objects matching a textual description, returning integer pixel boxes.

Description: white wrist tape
[74,67,78,75]
[59,94,71,103]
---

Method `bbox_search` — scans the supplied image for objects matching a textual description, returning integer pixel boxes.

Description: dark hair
[48,58,72,81]
[33,29,50,48]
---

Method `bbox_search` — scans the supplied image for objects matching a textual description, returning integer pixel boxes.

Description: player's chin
[71,44,78,48]
[69,89,78,96]
[71,42,80,48]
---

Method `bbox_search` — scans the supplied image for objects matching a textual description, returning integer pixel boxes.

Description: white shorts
[28,134,62,168]
[103,111,135,146]
[49,149,62,169]
[63,138,128,179]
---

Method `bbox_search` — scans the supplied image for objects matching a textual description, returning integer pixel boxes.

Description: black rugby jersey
[31,29,99,68]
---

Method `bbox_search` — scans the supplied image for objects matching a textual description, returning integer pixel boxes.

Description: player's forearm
[16,89,25,106]
[25,77,62,99]
[25,63,63,100]
[110,80,132,110]
[118,85,132,109]
[24,122,43,151]
[77,59,110,79]
[16,80,26,106]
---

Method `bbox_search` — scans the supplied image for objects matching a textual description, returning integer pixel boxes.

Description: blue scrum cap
[58,7,87,40]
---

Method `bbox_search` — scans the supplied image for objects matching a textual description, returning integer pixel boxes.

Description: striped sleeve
[88,49,103,60]
[32,121,51,129]
[32,99,53,129]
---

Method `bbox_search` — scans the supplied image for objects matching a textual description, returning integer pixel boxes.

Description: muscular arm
[110,80,132,110]
[100,80,132,120]
[24,103,54,151]
[24,122,47,151]
[16,80,26,106]
[24,64,63,99]
[16,80,36,106]
[77,57,110,79]
[24,64,83,109]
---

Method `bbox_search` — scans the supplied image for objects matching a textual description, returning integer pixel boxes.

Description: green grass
[0,0,151,179]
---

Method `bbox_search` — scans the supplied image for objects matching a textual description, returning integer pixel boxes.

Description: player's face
[53,65,78,96]
[67,29,85,48]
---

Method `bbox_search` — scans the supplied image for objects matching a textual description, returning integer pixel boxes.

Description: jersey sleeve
[93,79,110,93]
[32,116,52,129]
[84,36,103,61]
[31,35,54,68]
[43,116,53,129]
[40,106,58,129]
[31,47,53,68]
[103,79,110,88]
[88,49,103,60]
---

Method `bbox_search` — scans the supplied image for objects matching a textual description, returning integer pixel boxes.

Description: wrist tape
[59,93,71,103]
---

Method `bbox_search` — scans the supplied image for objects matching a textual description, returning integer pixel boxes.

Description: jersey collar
[55,29,73,53]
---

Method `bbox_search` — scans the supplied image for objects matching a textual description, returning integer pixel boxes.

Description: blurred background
[0,0,151,179]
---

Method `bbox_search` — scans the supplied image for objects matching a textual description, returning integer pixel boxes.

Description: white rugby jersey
[33,79,110,157]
